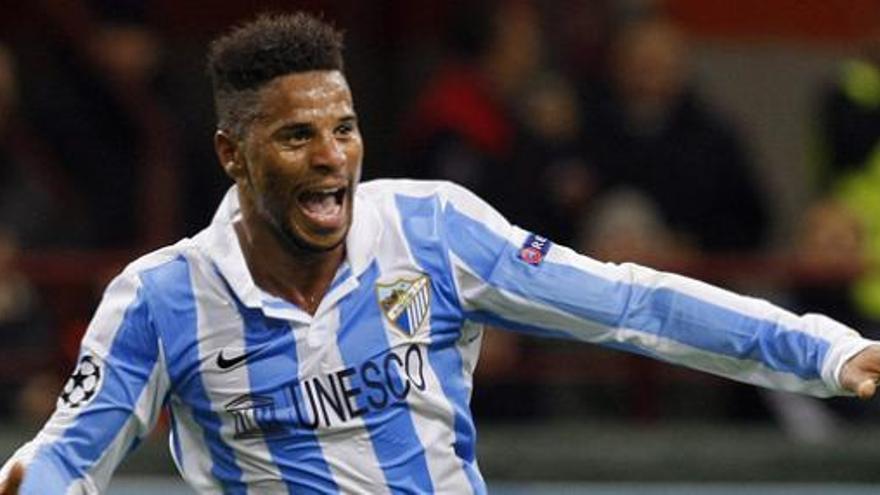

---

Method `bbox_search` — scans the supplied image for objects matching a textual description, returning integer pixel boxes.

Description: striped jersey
[1,179,873,494]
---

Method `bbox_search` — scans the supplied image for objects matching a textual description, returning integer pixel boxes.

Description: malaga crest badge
[377,274,431,336]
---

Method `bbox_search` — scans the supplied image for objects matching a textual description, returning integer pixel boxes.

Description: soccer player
[3,12,880,494]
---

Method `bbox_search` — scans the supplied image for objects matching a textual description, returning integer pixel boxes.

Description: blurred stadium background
[3,0,880,491]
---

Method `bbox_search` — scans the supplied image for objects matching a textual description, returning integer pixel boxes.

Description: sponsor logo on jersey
[59,354,102,409]
[226,394,283,439]
[519,233,551,265]
[216,348,257,371]
[377,274,431,335]
[225,344,428,436]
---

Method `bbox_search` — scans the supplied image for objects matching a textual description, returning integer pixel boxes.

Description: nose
[310,133,347,171]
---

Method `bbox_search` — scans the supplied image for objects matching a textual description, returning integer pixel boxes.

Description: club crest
[377,274,431,336]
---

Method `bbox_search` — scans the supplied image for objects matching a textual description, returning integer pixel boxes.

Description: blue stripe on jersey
[234,300,339,494]
[443,203,831,381]
[336,260,435,494]
[396,193,486,494]
[25,286,159,493]
[145,258,247,494]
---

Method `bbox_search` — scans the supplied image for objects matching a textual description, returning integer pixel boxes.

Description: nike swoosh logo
[216,349,256,370]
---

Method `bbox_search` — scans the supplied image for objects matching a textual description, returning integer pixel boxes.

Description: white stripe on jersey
[300,309,391,495]
[374,204,476,494]
[168,397,221,493]
[190,267,283,491]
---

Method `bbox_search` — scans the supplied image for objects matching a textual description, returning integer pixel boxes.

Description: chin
[281,224,347,254]
[304,234,346,252]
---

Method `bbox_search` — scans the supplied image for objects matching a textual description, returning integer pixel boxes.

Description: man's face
[233,70,363,252]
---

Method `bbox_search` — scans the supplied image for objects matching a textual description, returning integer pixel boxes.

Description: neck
[235,212,345,316]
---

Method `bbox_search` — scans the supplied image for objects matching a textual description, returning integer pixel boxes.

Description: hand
[0,463,24,495]
[840,345,880,400]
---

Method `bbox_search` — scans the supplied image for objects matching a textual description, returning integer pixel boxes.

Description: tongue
[302,193,340,216]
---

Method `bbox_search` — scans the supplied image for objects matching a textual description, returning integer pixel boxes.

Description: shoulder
[357,178,512,238]
[357,178,488,210]
[79,241,198,354]
[109,238,200,298]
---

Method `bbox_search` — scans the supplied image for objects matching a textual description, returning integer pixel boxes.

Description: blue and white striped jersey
[2,179,873,494]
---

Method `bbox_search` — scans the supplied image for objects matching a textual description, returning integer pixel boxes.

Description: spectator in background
[511,72,596,245]
[804,23,880,333]
[401,0,599,246]
[543,0,615,85]
[0,44,64,423]
[792,200,866,331]
[0,44,80,247]
[577,188,683,269]
[581,15,769,254]
[399,0,544,221]
[0,230,53,421]
[18,0,181,248]
[813,26,880,190]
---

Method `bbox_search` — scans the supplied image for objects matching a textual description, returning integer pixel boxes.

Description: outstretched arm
[434,181,877,398]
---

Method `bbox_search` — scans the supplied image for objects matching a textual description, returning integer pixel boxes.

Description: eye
[276,124,314,146]
[335,119,357,137]
[288,126,313,143]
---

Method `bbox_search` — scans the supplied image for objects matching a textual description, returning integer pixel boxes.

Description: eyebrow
[273,122,313,136]
[275,113,357,129]
[270,113,358,138]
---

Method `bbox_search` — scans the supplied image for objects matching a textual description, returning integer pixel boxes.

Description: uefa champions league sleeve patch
[519,233,552,266]
[59,354,103,409]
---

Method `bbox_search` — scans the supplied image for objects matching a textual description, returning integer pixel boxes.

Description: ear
[214,129,246,181]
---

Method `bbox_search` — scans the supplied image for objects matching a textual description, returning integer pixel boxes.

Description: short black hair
[207,12,345,137]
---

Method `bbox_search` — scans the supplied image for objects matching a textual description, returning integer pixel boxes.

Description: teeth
[317,187,341,194]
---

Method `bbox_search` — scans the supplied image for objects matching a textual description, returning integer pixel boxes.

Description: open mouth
[297,186,347,226]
